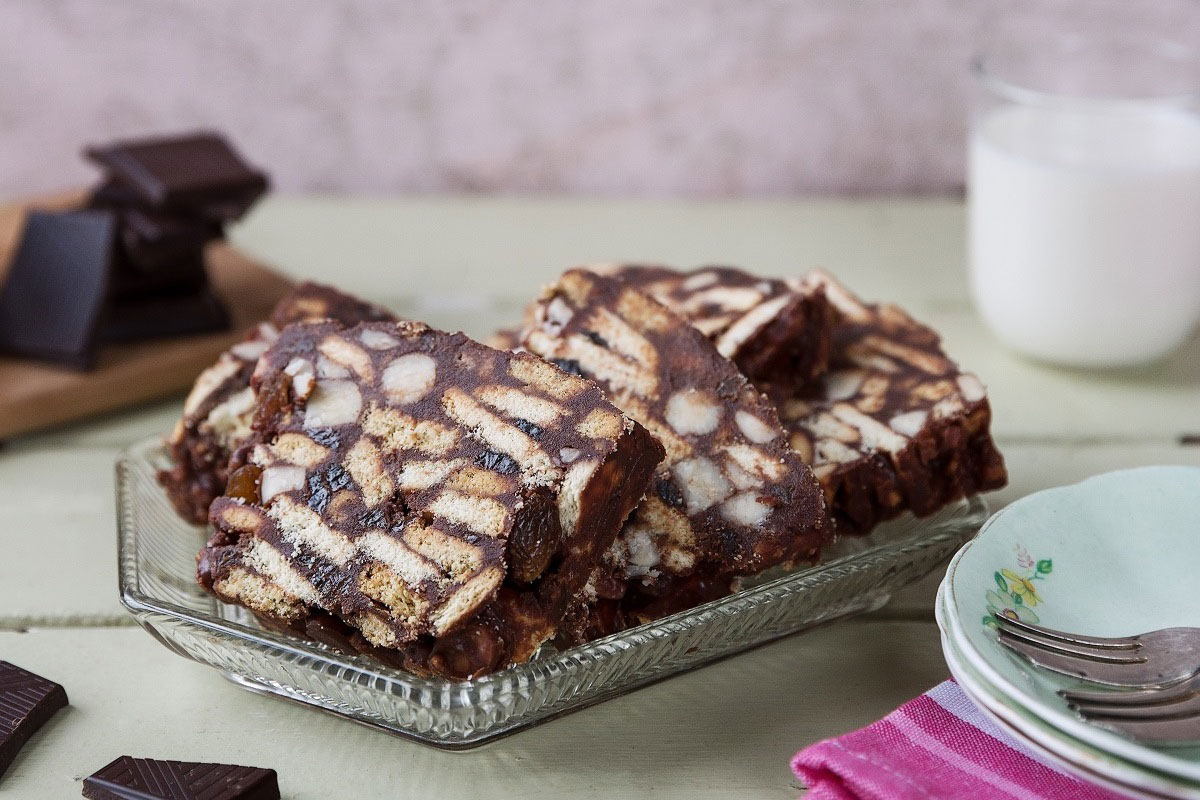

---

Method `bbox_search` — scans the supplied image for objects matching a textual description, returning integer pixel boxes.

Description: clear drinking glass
[968,30,1200,367]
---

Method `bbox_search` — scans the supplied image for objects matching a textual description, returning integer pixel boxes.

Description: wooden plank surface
[0,195,294,439]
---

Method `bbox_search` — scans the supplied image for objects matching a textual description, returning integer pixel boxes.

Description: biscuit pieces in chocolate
[522,270,833,625]
[776,271,1007,534]
[160,282,395,523]
[199,320,663,678]
[594,264,834,388]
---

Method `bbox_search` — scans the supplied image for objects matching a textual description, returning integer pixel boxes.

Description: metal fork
[1060,674,1200,745]
[992,616,1200,744]
[993,615,1200,689]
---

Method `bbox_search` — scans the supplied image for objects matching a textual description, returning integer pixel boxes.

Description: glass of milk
[969,32,1200,367]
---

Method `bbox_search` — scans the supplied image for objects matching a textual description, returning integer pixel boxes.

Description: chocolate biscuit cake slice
[199,319,663,678]
[160,282,394,523]
[522,270,833,637]
[775,271,1007,535]
[593,264,834,388]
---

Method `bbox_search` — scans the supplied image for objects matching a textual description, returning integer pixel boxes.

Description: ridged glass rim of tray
[117,435,989,749]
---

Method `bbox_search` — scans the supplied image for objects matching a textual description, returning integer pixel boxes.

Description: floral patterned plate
[942,466,1200,784]
[938,583,1200,799]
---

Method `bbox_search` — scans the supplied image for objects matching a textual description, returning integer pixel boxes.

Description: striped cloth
[791,681,1131,799]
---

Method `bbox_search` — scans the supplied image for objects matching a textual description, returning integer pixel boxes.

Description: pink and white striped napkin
[791,681,1131,800]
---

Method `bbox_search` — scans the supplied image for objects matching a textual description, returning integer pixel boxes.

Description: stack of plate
[936,466,1200,799]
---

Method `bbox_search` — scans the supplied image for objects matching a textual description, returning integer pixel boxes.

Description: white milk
[969,104,1200,366]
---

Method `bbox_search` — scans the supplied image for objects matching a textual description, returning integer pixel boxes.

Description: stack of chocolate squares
[161,265,1006,680]
[84,132,268,342]
[0,132,267,369]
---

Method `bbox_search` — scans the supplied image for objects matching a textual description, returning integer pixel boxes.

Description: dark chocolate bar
[0,661,68,781]
[117,207,222,273]
[0,210,116,369]
[100,285,230,343]
[107,250,209,302]
[87,177,144,210]
[86,132,268,220]
[82,756,279,800]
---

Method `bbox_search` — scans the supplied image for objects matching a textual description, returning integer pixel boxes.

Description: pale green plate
[945,466,1200,783]
[939,582,1200,798]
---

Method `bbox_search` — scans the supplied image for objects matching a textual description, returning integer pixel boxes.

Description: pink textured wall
[1,0,1196,198]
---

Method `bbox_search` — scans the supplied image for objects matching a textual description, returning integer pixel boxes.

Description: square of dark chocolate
[86,132,268,220]
[0,661,69,782]
[0,210,116,369]
[118,207,222,272]
[87,177,144,210]
[108,248,209,301]
[101,285,230,343]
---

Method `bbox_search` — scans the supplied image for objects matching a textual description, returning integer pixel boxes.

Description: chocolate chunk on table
[0,661,68,782]
[82,756,279,800]
[159,282,398,524]
[0,210,116,369]
[595,263,835,388]
[198,319,663,679]
[522,269,833,641]
[773,270,1007,535]
[86,132,268,221]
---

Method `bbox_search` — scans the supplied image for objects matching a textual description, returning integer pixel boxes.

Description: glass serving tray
[117,436,987,749]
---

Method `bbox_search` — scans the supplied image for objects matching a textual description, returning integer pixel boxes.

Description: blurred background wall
[2,0,1196,199]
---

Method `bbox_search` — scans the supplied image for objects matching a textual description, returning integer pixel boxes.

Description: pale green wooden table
[2,197,1197,798]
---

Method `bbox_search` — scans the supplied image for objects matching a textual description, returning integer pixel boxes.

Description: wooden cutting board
[0,192,294,440]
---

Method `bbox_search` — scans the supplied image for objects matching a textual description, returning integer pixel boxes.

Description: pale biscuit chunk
[198,319,663,680]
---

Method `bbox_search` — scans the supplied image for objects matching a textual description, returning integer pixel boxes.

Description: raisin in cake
[198,320,663,679]
[160,282,394,523]
[593,264,834,388]
[774,271,1007,535]
[521,269,833,639]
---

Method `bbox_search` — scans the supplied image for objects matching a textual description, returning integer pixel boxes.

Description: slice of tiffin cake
[160,281,395,523]
[771,271,1007,534]
[520,269,834,641]
[592,263,834,389]
[198,319,664,679]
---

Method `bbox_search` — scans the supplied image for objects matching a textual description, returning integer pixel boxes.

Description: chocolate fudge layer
[592,264,834,388]
[522,270,833,640]
[159,282,395,523]
[774,271,1007,535]
[199,320,663,679]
